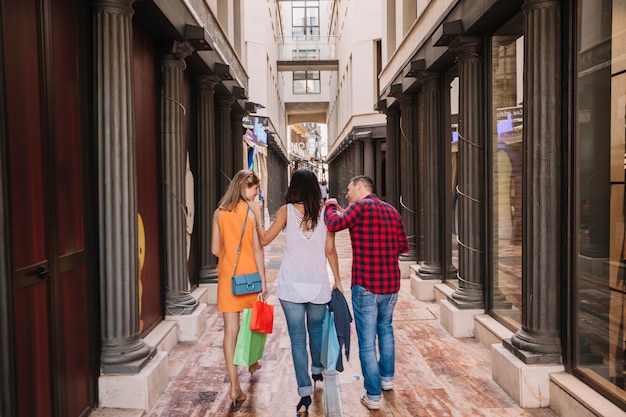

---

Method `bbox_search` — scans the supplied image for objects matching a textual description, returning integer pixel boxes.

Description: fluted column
[418,72,456,280]
[449,37,485,308]
[398,94,417,261]
[232,107,245,171]
[217,96,235,195]
[508,0,562,363]
[197,76,219,283]
[384,107,400,208]
[161,44,198,315]
[94,0,154,372]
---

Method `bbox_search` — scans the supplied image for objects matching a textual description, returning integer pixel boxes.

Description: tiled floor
[142,229,558,417]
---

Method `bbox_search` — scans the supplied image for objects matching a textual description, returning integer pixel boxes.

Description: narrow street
[139,230,557,417]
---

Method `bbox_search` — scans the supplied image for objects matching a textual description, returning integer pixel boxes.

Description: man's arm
[396,215,409,254]
[324,199,359,232]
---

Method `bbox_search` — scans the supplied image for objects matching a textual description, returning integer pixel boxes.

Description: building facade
[0,0,289,415]
[330,0,626,414]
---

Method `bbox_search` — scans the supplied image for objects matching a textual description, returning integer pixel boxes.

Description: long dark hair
[284,169,322,229]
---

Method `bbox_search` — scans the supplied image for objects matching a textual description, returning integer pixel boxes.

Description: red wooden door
[3,0,92,415]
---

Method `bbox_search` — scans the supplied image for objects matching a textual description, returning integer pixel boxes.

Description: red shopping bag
[250,297,274,334]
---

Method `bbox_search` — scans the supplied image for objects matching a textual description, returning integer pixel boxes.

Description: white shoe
[381,380,394,391]
[360,392,381,410]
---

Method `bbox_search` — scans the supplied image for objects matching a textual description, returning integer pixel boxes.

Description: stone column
[94,0,154,372]
[216,96,235,195]
[232,107,245,171]
[161,43,198,316]
[418,72,457,281]
[197,76,219,283]
[398,94,417,261]
[507,0,562,363]
[384,107,400,207]
[449,37,486,309]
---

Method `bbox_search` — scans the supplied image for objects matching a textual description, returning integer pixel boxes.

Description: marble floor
[143,229,558,417]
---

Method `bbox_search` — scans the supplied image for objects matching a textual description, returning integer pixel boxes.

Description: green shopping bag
[233,308,267,367]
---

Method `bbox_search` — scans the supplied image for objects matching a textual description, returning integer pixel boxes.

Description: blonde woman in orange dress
[211,169,268,407]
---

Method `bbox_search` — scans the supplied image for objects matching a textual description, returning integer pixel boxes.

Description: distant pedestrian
[211,169,268,408]
[250,169,343,415]
[319,180,329,202]
[324,175,408,411]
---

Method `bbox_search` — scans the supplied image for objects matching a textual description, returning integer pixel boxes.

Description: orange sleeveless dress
[217,201,260,312]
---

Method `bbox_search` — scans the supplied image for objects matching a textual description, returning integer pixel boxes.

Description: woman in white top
[250,169,343,415]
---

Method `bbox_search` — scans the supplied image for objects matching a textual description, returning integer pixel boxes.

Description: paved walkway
[125,230,558,416]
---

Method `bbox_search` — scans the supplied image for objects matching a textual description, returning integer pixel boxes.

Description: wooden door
[3,0,92,415]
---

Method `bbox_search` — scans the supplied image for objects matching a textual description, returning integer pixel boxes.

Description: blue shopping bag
[321,307,340,371]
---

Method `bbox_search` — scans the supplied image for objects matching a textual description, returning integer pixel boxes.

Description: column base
[143,320,178,353]
[439,298,484,338]
[199,282,217,304]
[192,286,209,305]
[410,273,441,301]
[550,372,626,417]
[474,314,514,350]
[399,259,416,279]
[99,350,169,411]
[166,303,208,342]
[492,343,564,408]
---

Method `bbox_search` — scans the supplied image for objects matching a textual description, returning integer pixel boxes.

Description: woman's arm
[252,218,268,300]
[325,231,343,292]
[211,209,221,257]
[252,203,287,246]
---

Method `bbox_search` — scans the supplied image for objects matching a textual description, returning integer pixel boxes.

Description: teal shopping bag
[321,307,340,371]
[233,308,267,367]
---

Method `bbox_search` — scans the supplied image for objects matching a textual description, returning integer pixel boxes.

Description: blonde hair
[218,169,260,211]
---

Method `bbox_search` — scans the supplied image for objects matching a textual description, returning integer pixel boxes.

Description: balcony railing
[277,36,337,61]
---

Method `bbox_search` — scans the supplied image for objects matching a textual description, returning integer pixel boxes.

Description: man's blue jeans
[279,299,326,397]
[352,285,398,400]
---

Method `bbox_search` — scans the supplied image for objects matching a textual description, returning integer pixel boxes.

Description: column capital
[93,0,135,12]
[395,92,414,106]
[450,36,483,60]
[420,72,440,91]
[522,0,560,11]
[197,75,219,91]
[216,95,235,109]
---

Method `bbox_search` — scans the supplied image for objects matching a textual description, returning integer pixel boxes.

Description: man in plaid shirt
[324,175,408,410]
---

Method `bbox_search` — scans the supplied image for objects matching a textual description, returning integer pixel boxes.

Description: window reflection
[490,15,524,329]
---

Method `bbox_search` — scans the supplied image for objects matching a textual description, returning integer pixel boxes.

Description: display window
[574,0,626,407]
[489,14,524,330]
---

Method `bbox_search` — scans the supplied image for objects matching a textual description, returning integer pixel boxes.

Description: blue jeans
[352,285,398,400]
[279,300,326,397]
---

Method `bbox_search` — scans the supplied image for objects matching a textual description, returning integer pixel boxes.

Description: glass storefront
[490,14,524,330]
[574,0,626,405]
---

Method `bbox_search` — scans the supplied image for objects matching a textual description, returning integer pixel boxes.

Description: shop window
[489,14,524,330]
[293,70,320,94]
[574,0,626,407]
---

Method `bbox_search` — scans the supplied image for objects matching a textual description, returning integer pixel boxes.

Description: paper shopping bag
[233,308,267,367]
[250,298,274,334]
[321,307,340,371]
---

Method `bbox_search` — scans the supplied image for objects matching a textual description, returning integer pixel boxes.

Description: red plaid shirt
[324,194,409,294]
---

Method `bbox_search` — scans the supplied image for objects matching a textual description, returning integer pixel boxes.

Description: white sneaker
[381,380,394,391]
[360,393,381,410]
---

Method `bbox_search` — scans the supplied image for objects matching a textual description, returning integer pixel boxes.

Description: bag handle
[231,205,250,277]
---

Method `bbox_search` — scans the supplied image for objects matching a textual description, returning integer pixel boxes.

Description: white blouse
[276,204,332,304]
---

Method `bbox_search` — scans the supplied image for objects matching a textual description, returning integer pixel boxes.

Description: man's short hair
[350,175,375,193]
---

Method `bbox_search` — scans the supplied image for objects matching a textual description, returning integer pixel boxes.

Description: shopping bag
[250,297,274,334]
[321,307,340,371]
[233,308,267,367]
